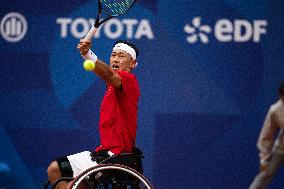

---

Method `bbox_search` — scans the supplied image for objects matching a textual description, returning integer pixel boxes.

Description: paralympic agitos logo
[184,17,267,44]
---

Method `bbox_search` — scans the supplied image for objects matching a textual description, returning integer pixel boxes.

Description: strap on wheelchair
[90,150,111,164]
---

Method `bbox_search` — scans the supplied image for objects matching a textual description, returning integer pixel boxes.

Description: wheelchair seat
[98,147,144,173]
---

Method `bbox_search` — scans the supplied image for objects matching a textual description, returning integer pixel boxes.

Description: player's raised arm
[77,39,122,89]
[92,59,123,89]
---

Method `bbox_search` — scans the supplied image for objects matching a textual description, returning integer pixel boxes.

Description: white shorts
[67,151,114,177]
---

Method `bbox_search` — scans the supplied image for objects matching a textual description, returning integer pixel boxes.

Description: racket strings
[100,0,135,15]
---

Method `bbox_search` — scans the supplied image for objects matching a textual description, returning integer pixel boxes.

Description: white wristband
[82,49,98,63]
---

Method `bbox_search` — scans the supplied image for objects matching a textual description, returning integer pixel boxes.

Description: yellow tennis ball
[83,60,95,71]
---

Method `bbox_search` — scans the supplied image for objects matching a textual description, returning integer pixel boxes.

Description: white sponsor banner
[184,17,267,44]
[57,18,154,40]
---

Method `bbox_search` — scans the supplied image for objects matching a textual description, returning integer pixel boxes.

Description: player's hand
[77,39,92,56]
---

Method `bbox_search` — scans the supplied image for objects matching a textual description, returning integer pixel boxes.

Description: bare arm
[257,109,278,167]
[92,59,122,89]
[77,39,122,89]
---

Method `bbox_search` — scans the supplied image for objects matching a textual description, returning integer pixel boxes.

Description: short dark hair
[278,81,284,95]
[113,40,139,57]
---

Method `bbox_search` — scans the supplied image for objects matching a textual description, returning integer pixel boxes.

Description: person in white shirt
[249,81,284,189]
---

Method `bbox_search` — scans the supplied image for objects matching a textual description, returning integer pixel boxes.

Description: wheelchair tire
[70,164,154,189]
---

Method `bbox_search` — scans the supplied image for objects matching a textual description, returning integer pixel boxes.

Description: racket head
[99,0,136,16]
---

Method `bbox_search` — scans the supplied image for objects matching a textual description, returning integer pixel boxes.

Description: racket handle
[84,26,98,41]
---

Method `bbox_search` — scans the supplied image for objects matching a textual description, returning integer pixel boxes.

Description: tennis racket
[84,0,136,41]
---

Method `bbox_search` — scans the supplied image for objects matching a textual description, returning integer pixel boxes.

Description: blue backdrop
[0,0,284,188]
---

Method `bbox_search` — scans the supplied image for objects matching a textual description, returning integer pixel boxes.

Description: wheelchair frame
[44,150,154,189]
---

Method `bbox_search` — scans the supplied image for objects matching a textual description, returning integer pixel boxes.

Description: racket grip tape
[84,26,98,41]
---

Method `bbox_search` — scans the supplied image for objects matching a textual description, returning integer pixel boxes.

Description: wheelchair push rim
[71,164,154,189]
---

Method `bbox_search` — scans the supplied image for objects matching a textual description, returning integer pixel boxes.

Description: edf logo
[184,17,267,44]
[0,12,28,43]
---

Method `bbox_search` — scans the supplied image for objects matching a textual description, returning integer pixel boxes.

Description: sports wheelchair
[44,148,154,189]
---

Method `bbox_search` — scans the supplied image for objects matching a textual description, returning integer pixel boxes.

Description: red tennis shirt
[95,71,140,154]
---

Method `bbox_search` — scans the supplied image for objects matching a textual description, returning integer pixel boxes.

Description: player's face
[110,49,135,72]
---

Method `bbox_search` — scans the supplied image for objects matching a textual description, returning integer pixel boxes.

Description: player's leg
[47,150,111,189]
[249,152,284,189]
[47,162,65,188]
[47,158,71,189]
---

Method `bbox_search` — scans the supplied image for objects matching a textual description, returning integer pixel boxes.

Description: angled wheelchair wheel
[70,164,154,189]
